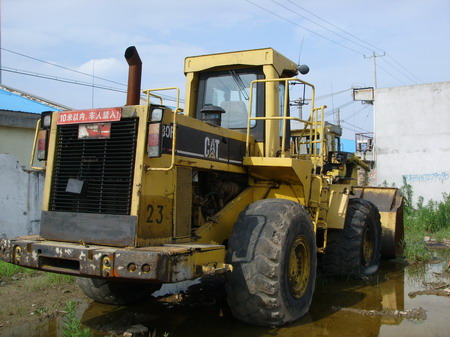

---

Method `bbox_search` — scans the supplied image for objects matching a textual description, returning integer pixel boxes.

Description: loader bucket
[353,187,404,259]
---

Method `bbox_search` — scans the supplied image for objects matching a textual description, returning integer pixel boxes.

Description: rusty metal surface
[0,237,226,283]
[125,46,142,106]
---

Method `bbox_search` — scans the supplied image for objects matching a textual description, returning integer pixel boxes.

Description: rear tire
[76,277,161,305]
[225,199,317,326]
[322,198,381,278]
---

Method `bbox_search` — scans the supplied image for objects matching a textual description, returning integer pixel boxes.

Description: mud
[332,306,428,320]
[1,248,449,337]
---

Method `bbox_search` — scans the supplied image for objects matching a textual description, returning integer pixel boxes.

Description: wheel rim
[362,228,374,266]
[288,235,311,299]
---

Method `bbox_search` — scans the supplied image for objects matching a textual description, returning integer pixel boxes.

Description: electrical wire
[341,120,370,132]
[325,100,355,117]
[1,66,183,103]
[285,0,385,54]
[386,53,424,84]
[1,47,126,87]
[272,0,374,53]
[379,57,420,84]
[376,63,408,86]
[246,0,422,86]
[245,0,364,55]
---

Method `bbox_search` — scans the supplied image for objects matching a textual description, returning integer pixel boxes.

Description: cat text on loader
[0,47,403,326]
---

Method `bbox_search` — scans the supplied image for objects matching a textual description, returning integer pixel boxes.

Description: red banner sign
[57,107,122,125]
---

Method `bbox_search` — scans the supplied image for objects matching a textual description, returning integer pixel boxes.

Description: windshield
[199,70,258,128]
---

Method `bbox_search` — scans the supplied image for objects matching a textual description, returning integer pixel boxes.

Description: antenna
[297,36,305,65]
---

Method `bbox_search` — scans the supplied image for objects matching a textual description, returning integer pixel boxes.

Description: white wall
[0,154,44,238]
[375,82,450,202]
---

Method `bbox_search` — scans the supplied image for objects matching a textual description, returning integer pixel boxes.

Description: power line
[2,66,126,93]
[247,0,423,86]
[272,0,374,53]
[325,100,355,117]
[341,120,370,133]
[379,57,421,84]
[286,0,385,54]
[386,53,424,84]
[376,63,408,86]
[342,105,369,120]
[2,66,183,103]
[245,0,364,55]
[1,47,127,87]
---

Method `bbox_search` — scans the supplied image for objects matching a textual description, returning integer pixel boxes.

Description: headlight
[41,112,52,128]
[151,107,164,122]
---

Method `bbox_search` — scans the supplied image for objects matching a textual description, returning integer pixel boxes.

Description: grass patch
[400,177,450,262]
[0,260,38,277]
[30,272,74,290]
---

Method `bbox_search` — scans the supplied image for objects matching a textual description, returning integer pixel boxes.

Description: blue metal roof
[0,88,61,113]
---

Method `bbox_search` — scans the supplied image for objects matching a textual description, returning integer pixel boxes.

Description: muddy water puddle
[5,249,450,337]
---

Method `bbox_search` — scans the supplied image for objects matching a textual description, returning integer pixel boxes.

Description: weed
[62,300,91,337]
[0,260,38,277]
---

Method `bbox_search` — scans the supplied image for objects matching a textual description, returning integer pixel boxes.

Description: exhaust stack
[125,46,142,106]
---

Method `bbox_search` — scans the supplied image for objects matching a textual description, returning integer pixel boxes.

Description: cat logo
[204,137,220,159]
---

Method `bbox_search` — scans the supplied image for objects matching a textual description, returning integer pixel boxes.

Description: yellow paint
[326,185,350,229]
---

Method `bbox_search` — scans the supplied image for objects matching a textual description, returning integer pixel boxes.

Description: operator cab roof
[184,48,298,77]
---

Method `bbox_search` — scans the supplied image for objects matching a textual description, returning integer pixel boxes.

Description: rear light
[37,129,48,160]
[147,123,162,157]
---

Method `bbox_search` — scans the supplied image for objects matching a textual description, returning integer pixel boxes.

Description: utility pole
[364,51,385,89]
[363,51,385,185]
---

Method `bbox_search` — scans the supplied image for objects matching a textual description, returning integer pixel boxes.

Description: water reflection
[80,261,415,337]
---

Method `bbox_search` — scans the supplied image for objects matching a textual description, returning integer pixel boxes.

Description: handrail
[246,78,314,156]
[246,78,326,161]
[143,87,181,172]
[142,87,181,111]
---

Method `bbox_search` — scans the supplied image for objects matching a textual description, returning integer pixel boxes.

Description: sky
[1,0,449,140]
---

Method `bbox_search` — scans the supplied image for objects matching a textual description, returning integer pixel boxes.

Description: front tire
[322,198,382,278]
[76,277,161,305]
[225,199,317,326]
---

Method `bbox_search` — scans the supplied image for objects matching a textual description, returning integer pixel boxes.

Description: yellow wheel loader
[0,47,403,326]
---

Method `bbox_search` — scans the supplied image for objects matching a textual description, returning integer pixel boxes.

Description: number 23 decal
[146,204,164,224]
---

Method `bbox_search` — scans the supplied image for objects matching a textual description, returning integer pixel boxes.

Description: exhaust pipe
[124,46,142,106]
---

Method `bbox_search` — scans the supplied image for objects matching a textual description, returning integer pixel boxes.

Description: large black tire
[322,198,382,278]
[225,199,317,326]
[76,277,162,305]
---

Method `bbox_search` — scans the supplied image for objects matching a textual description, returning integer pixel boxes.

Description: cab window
[197,69,264,136]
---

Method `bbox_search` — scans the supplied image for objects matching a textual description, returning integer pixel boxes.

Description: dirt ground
[0,272,87,331]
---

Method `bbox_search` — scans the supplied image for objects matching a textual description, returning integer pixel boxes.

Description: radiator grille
[49,119,138,215]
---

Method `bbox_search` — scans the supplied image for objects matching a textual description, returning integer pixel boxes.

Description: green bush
[399,179,450,262]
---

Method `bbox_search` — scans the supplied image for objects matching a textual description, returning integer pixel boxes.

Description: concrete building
[374,81,450,202]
